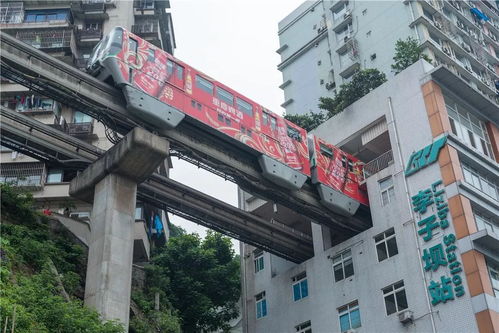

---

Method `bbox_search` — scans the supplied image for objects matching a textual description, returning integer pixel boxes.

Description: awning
[470,7,490,21]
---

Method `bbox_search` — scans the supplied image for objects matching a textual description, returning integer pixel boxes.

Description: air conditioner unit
[398,310,414,324]
[343,10,352,19]
[435,21,443,29]
[486,63,493,71]
[325,81,336,90]
[344,35,351,43]
[465,65,473,72]
[443,46,451,55]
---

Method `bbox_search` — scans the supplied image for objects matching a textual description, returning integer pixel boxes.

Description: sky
[167,0,304,250]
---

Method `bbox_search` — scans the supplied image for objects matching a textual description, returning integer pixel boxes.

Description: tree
[284,111,327,132]
[146,230,240,332]
[318,69,387,117]
[391,36,432,74]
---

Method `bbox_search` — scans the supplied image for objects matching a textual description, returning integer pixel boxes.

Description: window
[147,48,155,62]
[135,206,144,220]
[292,272,308,301]
[176,64,184,80]
[474,211,498,236]
[255,292,267,319]
[462,164,498,201]
[70,212,90,221]
[295,321,312,333]
[379,177,395,206]
[85,22,101,30]
[320,143,334,159]
[73,111,92,123]
[46,169,63,183]
[236,97,253,117]
[374,228,398,262]
[166,60,174,78]
[216,87,234,106]
[487,260,499,297]
[287,125,301,142]
[195,75,213,94]
[445,95,494,159]
[254,249,264,273]
[128,37,138,53]
[338,300,361,332]
[382,281,408,315]
[332,249,354,282]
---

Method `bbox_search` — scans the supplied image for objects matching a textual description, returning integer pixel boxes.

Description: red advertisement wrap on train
[112,30,310,176]
[312,136,369,206]
[87,27,369,214]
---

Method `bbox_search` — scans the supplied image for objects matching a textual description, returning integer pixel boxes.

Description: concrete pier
[69,127,169,330]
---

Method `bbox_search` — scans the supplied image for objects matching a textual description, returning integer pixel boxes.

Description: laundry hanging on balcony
[470,7,490,21]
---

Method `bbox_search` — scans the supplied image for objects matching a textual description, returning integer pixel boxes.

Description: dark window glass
[36,14,46,22]
[449,118,457,135]
[195,75,213,94]
[217,114,224,122]
[216,87,234,106]
[384,294,396,315]
[396,290,408,311]
[128,38,138,53]
[166,60,174,78]
[225,118,231,126]
[247,129,252,137]
[270,117,277,131]
[320,143,334,158]
[344,258,354,278]
[56,12,66,20]
[176,65,184,80]
[376,242,388,262]
[148,48,155,62]
[25,14,36,22]
[47,14,57,21]
[236,97,253,116]
[287,125,301,142]
[387,237,399,257]
[191,100,196,108]
[334,264,344,282]
[262,112,269,125]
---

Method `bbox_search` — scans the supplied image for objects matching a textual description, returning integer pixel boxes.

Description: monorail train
[87,27,368,216]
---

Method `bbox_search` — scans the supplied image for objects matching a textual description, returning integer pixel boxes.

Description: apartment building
[0,0,176,259]
[277,0,499,116]
[240,59,498,332]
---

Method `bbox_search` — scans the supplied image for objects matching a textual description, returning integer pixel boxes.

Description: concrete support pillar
[85,174,137,327]
[69,127,169,331]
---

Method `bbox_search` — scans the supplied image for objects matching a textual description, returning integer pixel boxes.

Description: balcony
[133,0,157,16]
[332,10,353,33]
[71,1,109,19]
[132,23,161,47]
[0,162,46,190]
[363,150,394,178]
[16,99,61,115]
[16,29,73,52]
[67,122,93,137]
[75,27,102,46]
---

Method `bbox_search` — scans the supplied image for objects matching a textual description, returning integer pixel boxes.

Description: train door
[127,37,138,66]
[261,110,283,161]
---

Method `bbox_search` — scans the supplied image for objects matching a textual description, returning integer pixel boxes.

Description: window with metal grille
[332,249,354,282]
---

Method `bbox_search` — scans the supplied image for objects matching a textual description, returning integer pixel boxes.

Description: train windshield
[87,27,123,69]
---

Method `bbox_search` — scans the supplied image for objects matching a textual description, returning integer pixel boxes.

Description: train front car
[309,136,369,216]
[86,27,185,129]
[87,27,310,191]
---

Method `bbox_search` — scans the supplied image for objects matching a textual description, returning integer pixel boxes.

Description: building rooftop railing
[363,150,394,178]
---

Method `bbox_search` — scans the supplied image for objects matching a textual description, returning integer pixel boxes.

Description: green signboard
[405,136,447,176]
[411,179,465,306]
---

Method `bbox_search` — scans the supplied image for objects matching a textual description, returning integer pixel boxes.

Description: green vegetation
[391,36,432,74]
[0,184,124,332]
[1,184,240,333]
[284,111,328,132]
[141,230,240,332]
[318,69,387,117]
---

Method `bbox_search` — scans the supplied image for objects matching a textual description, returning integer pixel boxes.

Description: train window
[196,102,202,110]
[167,60,174,77]
[191,100,196,108]
[262,112,269,125]
[176,64,184,80]
[218,114,224,122]
[319,143,334,159]
[236,97,253,117]
[225,118,231,126]
[216,87,234,106]
[247,129,252,137]
[287,125,301,142]
[270,117,277,131]
[241,126,246,133]
[128,37,138,53]
[148,48,155,62]
[348,159,354,172]
[195,75,213,94]
[341,156,347,168]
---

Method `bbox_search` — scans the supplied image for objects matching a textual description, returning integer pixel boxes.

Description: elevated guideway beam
[0,107,313,262]
[0,31,371,241]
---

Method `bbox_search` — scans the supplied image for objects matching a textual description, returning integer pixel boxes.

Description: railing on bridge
[363,150,394,178]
